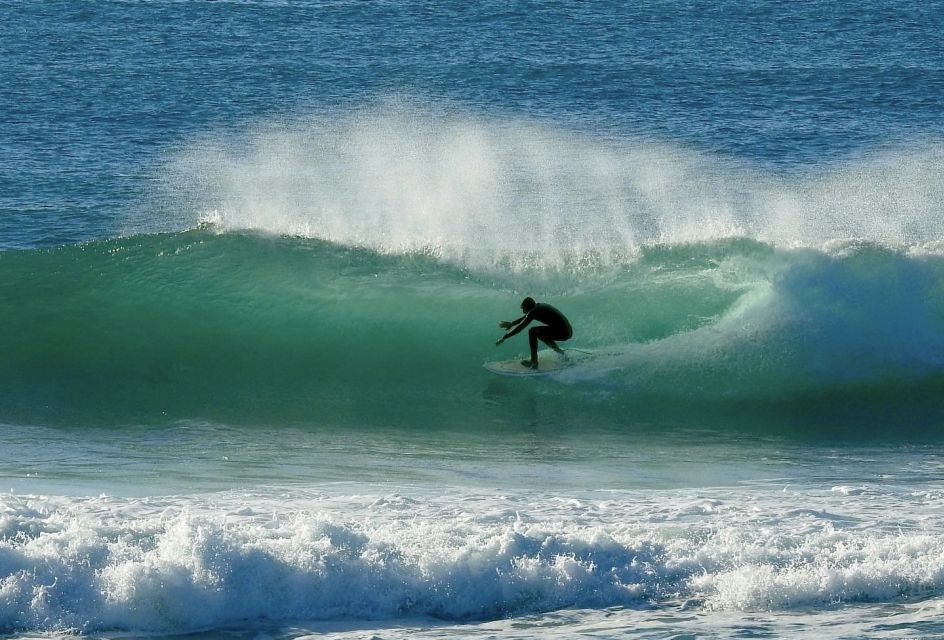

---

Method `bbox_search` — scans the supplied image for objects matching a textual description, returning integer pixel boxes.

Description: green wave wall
[4,229,944,435]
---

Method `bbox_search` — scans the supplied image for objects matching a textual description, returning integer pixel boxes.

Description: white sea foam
[1,484,942,635]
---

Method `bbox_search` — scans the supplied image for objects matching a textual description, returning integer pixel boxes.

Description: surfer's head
[521,297,536,312]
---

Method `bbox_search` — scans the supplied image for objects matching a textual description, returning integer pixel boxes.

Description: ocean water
[3,1,944,638]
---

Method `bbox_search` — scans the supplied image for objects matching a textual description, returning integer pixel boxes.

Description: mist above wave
[157,101,944,272]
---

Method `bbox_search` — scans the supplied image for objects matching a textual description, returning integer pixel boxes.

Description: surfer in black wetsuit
[495,297,573,369]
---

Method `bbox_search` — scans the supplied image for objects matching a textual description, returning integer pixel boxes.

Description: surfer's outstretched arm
[498,315,526,330]
[496,312,533,345]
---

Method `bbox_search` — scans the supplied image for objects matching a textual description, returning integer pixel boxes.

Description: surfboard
[483,350,581,377]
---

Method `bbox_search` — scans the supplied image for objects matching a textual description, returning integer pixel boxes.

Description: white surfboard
[483,350,583,377]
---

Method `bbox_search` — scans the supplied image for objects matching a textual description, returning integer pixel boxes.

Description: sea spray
[155,104,944,270]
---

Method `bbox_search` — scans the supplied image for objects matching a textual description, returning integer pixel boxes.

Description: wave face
[3,226,944,432]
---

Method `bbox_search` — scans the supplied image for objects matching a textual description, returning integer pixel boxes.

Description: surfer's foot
[550,344,568,360]
[521,359,538,369]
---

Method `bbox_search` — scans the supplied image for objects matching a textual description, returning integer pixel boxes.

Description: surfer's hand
[499,321,513,329]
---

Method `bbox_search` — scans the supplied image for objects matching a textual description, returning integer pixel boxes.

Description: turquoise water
[4,229,944,433]
[3,1,944,638]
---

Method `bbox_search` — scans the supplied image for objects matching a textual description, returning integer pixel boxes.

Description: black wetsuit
[503,303,573,364]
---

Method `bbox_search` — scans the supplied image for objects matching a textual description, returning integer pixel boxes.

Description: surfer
[495,297,573,369]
